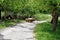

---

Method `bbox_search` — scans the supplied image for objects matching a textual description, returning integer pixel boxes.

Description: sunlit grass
[0,19,23,29]
[34,13,52,21]
[34,21,60,40]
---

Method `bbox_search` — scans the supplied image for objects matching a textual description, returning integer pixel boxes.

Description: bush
[33,13,52,21]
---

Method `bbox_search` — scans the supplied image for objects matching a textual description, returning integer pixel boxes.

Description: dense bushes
[1,0,60,20]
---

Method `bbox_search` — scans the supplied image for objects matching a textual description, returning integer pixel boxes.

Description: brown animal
[26,18,35,22]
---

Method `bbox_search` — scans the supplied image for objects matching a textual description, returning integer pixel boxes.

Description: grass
[0,19,24,29]
[34,13,52,21]
[34,21,60,40]
[0,11,25,29]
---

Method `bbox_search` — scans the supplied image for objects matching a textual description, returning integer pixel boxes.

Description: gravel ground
[0,21,47,40]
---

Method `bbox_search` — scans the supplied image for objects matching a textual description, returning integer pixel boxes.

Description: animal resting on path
[26,18,35,22]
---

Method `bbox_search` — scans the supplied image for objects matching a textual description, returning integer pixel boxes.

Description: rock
[25,18,35,23]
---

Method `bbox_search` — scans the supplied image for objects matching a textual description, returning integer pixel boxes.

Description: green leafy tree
[2,0,29,19]
[36,0,60,31]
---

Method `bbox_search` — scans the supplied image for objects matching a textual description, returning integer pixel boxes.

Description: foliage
[0,19,23,29]
[2,0,27,12]
[0,0,4,10]
[1,0,60,19]
[0,0,4,4]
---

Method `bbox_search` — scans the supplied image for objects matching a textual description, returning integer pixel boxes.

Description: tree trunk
[0,10,1,20]
[52,11,58,32]
[51,18,53,24]
[51,15,58,24]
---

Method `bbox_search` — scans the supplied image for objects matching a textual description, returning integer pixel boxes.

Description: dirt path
[0,21,47,40]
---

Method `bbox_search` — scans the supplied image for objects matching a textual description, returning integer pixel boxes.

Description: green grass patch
[34,13,52,21]
[0,19,24,29]
[34,22,60,40]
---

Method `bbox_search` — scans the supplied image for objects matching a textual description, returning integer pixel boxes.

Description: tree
[1,0,28,19]
[49,0,60,31]
[0,0,4,20]
[50,1,57,31]
[35,0,60,32]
